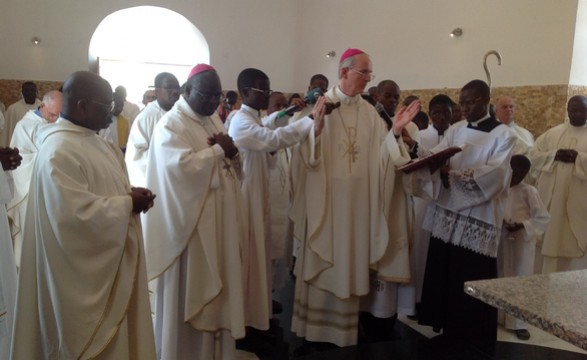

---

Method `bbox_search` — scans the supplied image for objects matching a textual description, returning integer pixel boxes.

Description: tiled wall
[1,79,583,138]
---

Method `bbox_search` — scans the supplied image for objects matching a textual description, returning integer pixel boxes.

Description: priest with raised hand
[291,48,419,353]
[11,71,157,359]
[144,64,248,360]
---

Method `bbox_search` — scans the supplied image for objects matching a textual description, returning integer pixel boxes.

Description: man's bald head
[61,71,113,131]
[495,95,516,125]
[39,90,63,123]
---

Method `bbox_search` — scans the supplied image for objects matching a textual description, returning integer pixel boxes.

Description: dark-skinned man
[12,71,156,359]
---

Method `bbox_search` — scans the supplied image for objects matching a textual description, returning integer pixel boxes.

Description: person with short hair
[497,154,549,340]
[1,81,42,147]
[8,90,63,267]
[404,79,516,342]
[144,64,249,359]
[530,95,587,274]
[12,71,156,359]
[228,67,325,340]
[496,95,534,155]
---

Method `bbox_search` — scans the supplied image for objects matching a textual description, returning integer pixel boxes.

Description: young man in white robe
[529,95,587,273]
[125,72,180,188]
[143,64,248,360]
[228,68,325,338]
[290,48,419,352]
[7,90,62,268]
[497,154,550,340]
[0,147,21,360]
[403,80,516,342]
[11,71,157,359]
[496,95,534,155]
[1,82,42,147]
[408,94,453,320]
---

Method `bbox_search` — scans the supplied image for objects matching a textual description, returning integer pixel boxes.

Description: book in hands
[397,145,464,174]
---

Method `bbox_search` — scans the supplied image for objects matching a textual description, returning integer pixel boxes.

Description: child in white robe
[498,154,550,340]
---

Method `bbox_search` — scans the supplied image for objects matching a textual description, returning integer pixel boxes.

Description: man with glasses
[228,68,326,355]
[143,64,249,359]
[125,72,180,188]
[12,71,157,359]
[290,48,419,353]
[8,90,62,268]
[402,80,515,342]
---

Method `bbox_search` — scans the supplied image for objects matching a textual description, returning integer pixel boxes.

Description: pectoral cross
[222,160,234,179]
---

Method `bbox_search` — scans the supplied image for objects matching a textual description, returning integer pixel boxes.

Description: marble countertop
[465,269,587,351]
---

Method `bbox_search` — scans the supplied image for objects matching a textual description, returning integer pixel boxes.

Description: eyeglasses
[159,86,181,93]
[88,99,115,112]
[459,97,481,108]
[349,68,375,81]
[248,87,274,97]
[195,90,224,101]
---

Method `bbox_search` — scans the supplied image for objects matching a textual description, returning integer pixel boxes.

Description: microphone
[277,88,323,118]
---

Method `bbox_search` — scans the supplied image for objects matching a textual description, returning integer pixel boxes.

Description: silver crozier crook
[483,50,502,92]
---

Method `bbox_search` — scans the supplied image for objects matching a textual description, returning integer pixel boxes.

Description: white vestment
[507,121,534,155]
[122,100,141,124]
[1,99,42,147]
[7,110,50,267]
[529,122,587,273]
[0,170,17,360]
[291,86,407,346]
[406,125,446,308]
[229,105,313,329]
[497,182,550,330]
[125,100,168,188]
[144,97,247,360]
[12,118,155,360]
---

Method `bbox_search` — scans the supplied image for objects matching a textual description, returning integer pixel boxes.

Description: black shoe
[515,329,531,340]
[272,300,283,315]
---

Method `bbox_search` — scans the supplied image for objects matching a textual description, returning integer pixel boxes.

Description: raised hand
[311,96,327,136]
[392,100,421,136]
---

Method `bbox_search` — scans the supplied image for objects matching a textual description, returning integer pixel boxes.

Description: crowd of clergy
[0,47,585,359]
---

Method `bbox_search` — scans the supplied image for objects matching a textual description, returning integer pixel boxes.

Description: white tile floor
[398,314,587,355]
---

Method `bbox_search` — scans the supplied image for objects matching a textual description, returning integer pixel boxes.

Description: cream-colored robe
[0,170,17,360]
[507,121,534,156]
[1,99,41,147]
[144,97,247,359]
[228,104,313,329]
[12,119,155,360]
[529,122,587,272]
[7,110,49,268]
[125,100,167,188]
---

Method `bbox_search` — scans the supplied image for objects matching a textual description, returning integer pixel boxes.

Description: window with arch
[89,6,209,105]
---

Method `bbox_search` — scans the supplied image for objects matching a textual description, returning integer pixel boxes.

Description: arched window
[89,6,209,104]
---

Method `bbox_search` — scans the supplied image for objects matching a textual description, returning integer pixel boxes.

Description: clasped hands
[555,149,577,163]
[0,147,22,171]
[208,133,239,159]
[130,187,156,214]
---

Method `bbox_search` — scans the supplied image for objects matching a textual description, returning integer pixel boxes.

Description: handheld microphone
[277,88,323,118]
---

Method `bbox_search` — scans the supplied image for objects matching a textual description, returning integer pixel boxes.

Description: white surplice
[7,110,50,268]
[507,121,535,155]
[0,99,42,147]
[529,122,587,272]
[0,170,17,360]
[497,182,550,330]
[144,97,247,360]
[228,105,313,329]
[12,118,155,360]
[125,100,168,188]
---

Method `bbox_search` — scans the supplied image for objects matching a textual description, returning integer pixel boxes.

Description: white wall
[0,0,581,92]
[570,0,587,85]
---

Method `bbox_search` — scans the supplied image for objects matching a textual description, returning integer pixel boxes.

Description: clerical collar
[241,104,262,118]
[467,114,502,132]
[334,86,361,105]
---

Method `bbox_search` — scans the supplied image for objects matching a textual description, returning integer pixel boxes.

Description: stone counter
[465,270,587,351]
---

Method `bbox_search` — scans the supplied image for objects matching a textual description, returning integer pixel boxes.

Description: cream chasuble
[144,97,247,359]
[12,119,155,360]
[0,99,42,147]
[529,123,587,271]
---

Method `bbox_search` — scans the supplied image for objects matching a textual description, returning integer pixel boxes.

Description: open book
[397,145,464,173]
